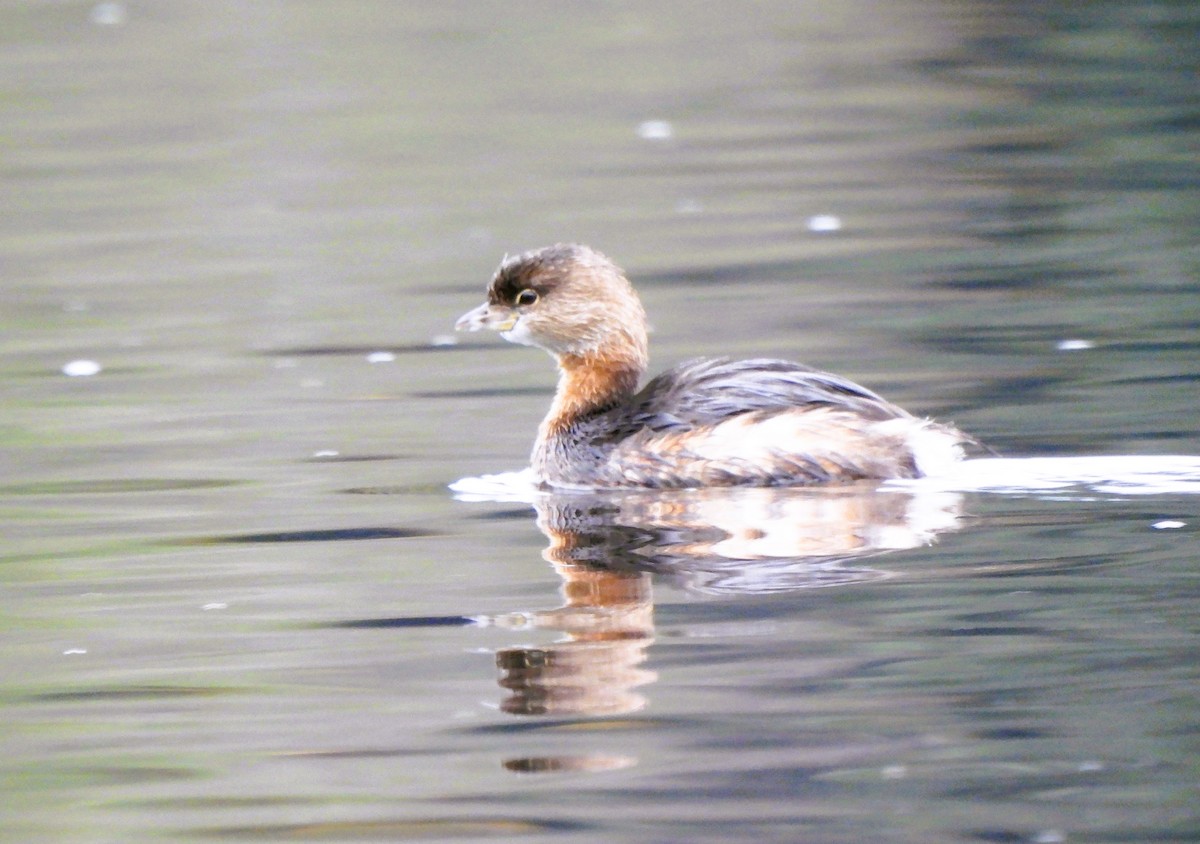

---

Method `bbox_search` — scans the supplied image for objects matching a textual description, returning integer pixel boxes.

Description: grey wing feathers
[604,357,909,438]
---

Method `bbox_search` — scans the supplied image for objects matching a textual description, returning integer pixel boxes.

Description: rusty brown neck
[538,349,644,439]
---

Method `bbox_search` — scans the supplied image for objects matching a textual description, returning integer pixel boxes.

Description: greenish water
[3,1,1198,842]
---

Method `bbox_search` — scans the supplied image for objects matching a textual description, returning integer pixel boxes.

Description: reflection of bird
[531,484,963,595]
[493,557,656,717]
[456,243,969,489]
[491,482,963,715]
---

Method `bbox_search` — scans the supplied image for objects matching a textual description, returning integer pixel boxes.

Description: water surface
[3,1,1198,842]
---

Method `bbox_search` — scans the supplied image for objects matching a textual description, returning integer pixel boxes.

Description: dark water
[3,1,1199,842]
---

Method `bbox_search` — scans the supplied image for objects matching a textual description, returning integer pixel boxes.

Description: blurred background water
[2,1,1198,842]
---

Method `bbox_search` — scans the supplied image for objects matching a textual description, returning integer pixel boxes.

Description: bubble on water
[636,120,673,140]
[62,360,102,377]
[1056,339,1094,351]
[1032,831,1065,844]
[90,2,126,25]
[806,214,843,232]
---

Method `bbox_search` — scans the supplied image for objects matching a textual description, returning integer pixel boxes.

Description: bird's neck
[539,347,645,439]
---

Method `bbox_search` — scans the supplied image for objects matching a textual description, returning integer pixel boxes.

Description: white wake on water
[449,455,1200,503]
[892,455,1200,497]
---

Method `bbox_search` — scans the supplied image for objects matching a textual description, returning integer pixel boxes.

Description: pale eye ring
[514,289,538,307]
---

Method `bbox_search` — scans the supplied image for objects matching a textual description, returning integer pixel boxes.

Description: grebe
[455,244,968,489]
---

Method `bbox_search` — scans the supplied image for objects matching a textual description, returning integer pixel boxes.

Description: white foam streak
[448,469,539,503]
[889,455,1200,497]
[451,456,1200,502]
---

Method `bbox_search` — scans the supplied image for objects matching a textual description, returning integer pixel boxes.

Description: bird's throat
[539,350,644,439]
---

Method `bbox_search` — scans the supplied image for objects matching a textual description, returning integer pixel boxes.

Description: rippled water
[4,1,1199,842]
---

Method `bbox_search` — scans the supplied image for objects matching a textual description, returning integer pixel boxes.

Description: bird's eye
[514,289,538,307]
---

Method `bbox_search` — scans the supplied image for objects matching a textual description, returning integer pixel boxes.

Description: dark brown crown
[487,243,601,305]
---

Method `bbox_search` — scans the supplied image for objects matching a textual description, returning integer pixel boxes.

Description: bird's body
[456,244,967,489]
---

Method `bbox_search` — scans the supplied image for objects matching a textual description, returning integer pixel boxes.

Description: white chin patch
[500,319,538,347]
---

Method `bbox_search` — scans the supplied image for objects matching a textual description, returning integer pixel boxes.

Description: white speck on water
[636,120,673,140]
[201,602,228,611]
[881,765,907,779]
[1077,760,1104,772]
[312,450,340,458]
[430,335,458,347]
[1056,339,1094,351]
[1032,830,1066,844]
[90,2,126,25]
[62,360,102,377]
[675,199,703,215]
[806,214,843,232]
[1151,520,1185,529]
[366,351,395,363]
[62,648,88,656]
